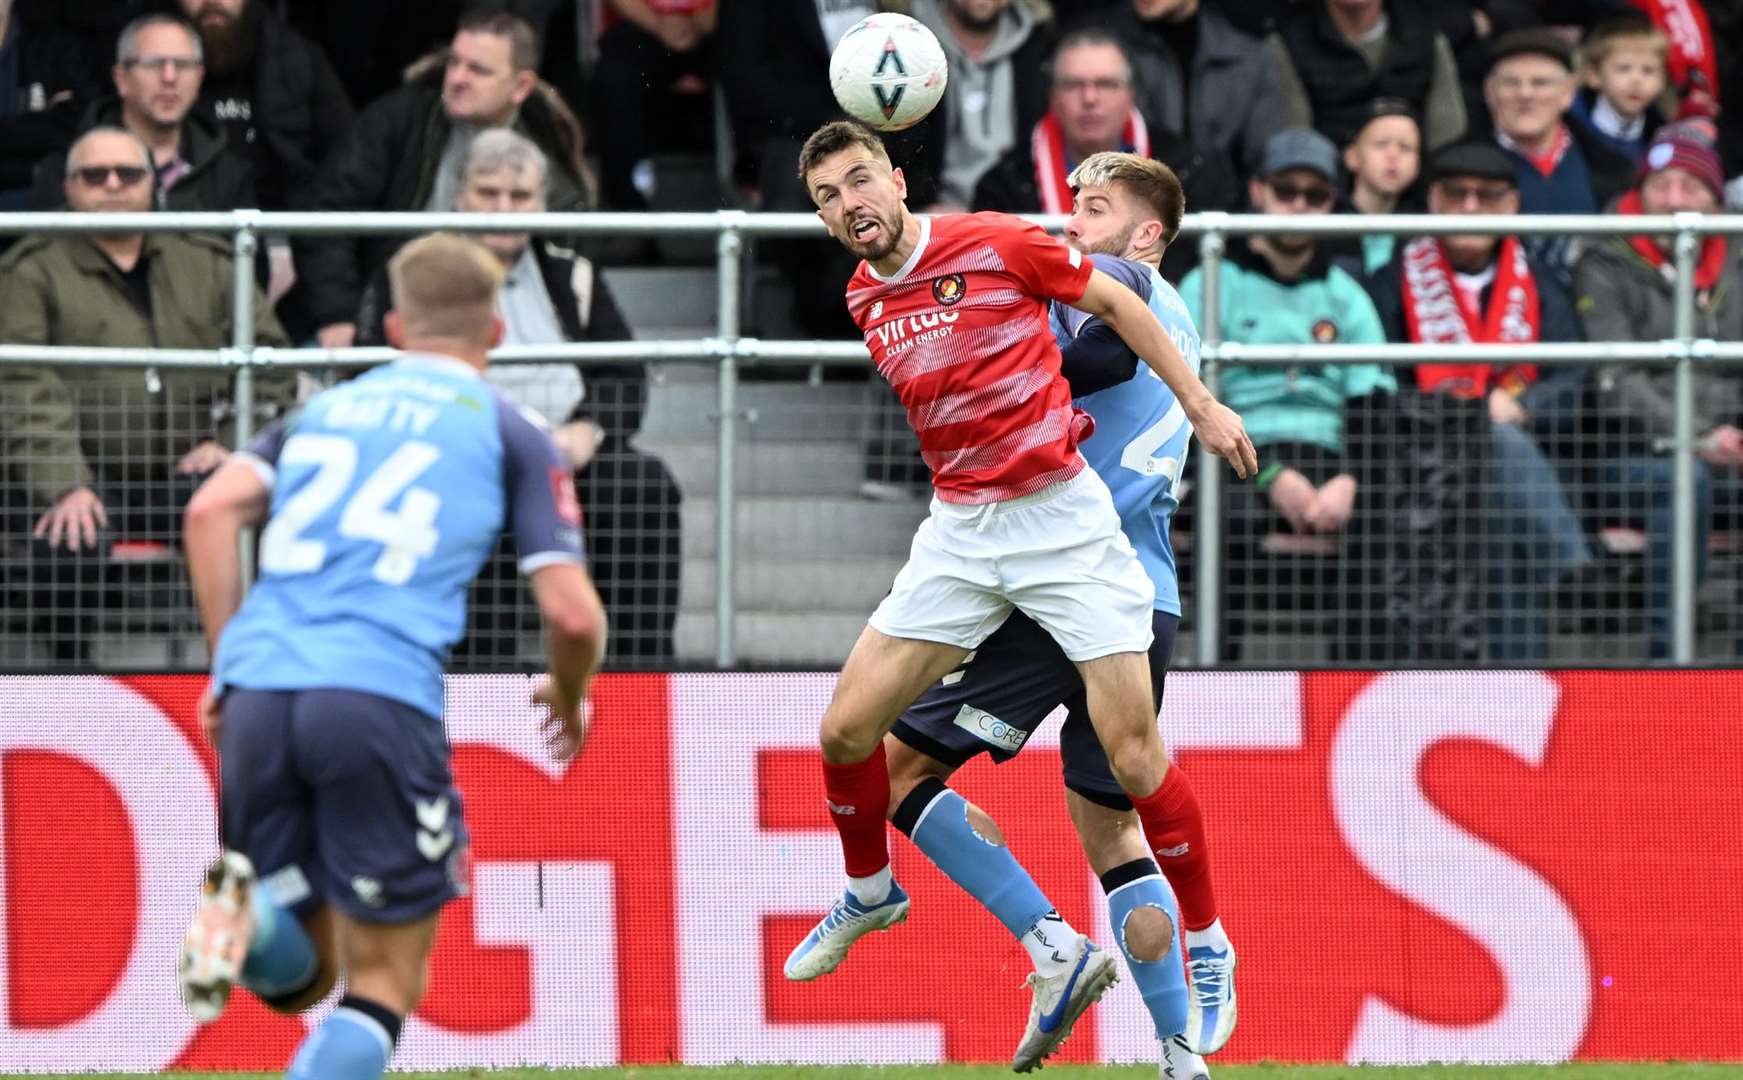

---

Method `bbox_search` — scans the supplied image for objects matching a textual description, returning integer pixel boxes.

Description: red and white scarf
[1030,109,1151,214]
[1401,235,1542,396]
[1618,188,1729,292]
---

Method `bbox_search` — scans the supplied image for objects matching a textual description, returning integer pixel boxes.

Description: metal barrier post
[231,214,259,588]
[1194,222,1226,667]
[1670,218,1699,663]
[714,213,744,668]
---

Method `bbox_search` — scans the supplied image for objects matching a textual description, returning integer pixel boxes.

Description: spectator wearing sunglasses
[31,12,253,212]
[1179,127,1395,660]
[0,126,288,664]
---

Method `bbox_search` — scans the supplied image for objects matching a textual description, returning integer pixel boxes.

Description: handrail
[0,208,1731,666]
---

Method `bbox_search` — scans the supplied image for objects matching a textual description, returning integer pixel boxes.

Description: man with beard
[177,0,353,214]
[785,121,1255,1072]
[1179,128,1393,661]
[879,151,1236,1078]
[33,13,253,211]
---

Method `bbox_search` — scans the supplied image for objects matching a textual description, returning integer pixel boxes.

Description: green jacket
[1181,239,1394,457]
[0,231,290,507]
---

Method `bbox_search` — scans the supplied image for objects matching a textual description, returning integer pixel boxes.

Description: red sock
[821,741,891,878]
[1128,765,1219,931]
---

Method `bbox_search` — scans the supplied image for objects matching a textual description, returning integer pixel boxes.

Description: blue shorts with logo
[890,609,1178,810]
[218,687,470,924]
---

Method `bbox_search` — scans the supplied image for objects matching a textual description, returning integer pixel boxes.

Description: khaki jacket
[0,231,290,507]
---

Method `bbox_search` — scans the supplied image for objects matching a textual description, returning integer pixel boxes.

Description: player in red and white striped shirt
[783,122,1257,1017]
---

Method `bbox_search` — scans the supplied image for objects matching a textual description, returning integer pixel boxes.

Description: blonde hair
[1582,18,1669,69]
[387,233,505,346]
[1068,152,1186,246]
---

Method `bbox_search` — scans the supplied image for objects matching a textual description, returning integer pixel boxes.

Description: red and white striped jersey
[845,212,1096,504]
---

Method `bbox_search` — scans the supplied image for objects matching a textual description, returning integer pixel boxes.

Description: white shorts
[869,466,1155,662]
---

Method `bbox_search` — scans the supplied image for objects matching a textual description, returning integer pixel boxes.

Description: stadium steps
[674,610,870,667]
[681,555,903,614]
[677,496,924,560]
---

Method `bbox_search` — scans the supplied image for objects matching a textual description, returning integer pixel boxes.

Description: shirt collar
[867,214,932,284]
[394,352,485,380]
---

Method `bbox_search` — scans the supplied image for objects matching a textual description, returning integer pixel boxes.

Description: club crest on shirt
[1312,318,1339,343]
[932,273,967,306]
[550,467,582,526]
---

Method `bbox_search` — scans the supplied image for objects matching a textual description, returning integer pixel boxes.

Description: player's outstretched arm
[183,459,272,654]
[1074,269,1260,478]
[528,562,608,761]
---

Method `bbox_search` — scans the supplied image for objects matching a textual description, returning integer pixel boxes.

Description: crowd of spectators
[2,0,1742,663]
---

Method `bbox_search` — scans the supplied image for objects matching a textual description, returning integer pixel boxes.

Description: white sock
[1185,917,1231,955]
[848,864,892,906]
[1020,911,1079,978]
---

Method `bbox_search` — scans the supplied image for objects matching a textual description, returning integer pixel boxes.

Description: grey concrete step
[639,438,865,497]
[675,611,867,666]
[603,267,716,336]
[642,368,885,442]
[679,556,902,614]
[681,496,925,559]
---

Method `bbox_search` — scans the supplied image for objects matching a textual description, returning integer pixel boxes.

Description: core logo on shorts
[953,704,1027,752]
[932,273,967,306]
[351,876,385,908]
[416,796,455,861]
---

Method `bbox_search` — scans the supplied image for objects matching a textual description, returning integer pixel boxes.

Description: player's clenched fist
[1187,398,1259,479]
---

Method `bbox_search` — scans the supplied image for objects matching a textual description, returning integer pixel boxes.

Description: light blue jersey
[1050,255,1200,615]
[213,353,585,718]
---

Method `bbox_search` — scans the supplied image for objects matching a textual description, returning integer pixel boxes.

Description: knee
[261,963,339,1015]
[819,710,879,765]
[1108,738,1165,798]
[1120,904,1176,964]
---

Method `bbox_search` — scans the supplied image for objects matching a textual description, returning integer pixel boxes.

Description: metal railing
[3,208,1740,667]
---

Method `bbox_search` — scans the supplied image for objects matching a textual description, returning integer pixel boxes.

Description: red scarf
[1500,125,1571,178]
[1400,235,1542,397]
[1630,0,1719,104]
[1030,109,1151,214]
[1618,188,1729,291]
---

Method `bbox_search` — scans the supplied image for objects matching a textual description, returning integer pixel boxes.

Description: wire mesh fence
[1,210,1740,671]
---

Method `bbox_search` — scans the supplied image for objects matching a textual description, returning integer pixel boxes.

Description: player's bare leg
[1067,792,1208,1080]
[884,738,1118,1072]
[284,911,441,1080]
[1075,651,1237,1053]
[785,627,968,981]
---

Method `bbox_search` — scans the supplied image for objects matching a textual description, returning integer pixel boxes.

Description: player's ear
[489,314,506,350]
[891,165,908,201]
[384,311,406,349]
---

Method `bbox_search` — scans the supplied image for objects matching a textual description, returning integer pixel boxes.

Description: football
[829,13,949,133]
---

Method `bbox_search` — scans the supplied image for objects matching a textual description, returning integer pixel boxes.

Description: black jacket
[193,8,355,211]
[718,0,945,206]
[0,27,106,200]
[32,96,256,212]
[1277,0,1437,149]
[293,68,592,330]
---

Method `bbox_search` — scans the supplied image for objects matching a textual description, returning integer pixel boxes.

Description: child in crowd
[1341,100,1422,275]
[1569,17,1669,165]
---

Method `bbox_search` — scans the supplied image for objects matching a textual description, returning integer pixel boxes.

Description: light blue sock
[902,783,1055,937]
[1106,866,1189,1039]
[243,887,318,1000]
[286,1003,395,1080]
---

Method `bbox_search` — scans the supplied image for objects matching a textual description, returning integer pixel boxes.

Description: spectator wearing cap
[1485,28,1636,217]
[1340,98,1422,274]
[1367,139,1592,661]
[1267,0,1467,152]
[1574,122,1743,657]
[1180,128,1394,660]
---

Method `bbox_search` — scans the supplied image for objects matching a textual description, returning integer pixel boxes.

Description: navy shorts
[218,688,470,924]
[890,609,1178,811]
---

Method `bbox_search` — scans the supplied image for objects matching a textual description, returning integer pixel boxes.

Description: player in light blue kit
[175,234,607,1080]
[871,154,1238,1078]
